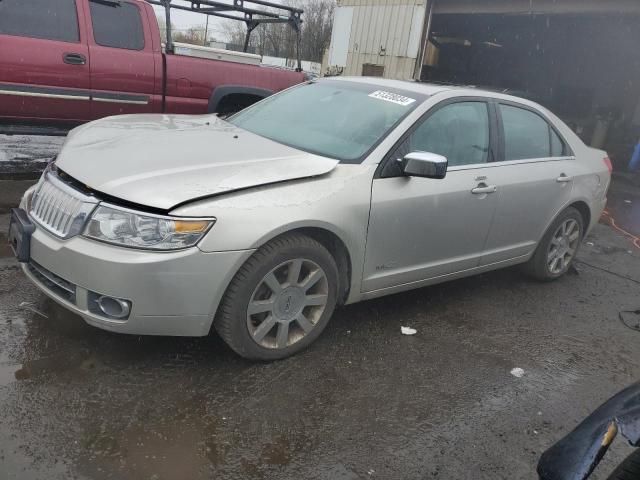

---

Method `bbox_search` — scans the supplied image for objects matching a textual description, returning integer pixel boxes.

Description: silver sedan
[10,78,611,360]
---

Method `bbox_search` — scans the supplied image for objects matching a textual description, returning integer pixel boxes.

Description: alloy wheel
[246,258,329,349]
[547,219,580,274]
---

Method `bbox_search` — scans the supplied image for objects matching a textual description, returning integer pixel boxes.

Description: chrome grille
[29,171,98,238]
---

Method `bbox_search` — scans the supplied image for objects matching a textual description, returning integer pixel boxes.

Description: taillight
[603,155,613,173]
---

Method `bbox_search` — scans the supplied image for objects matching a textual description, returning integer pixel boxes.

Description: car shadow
[12,264,540,374]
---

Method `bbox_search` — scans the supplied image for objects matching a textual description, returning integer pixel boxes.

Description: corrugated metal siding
[335,0,427,80]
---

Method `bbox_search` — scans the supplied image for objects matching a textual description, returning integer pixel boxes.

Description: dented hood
[56,114,339,210]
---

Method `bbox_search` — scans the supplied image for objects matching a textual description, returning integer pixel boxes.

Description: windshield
[228,80,424,163]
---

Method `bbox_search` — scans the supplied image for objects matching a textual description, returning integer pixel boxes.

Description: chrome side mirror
[401,152,448,179]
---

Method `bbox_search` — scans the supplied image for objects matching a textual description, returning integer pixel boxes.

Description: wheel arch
[208,224,355,338]
[538,199,594,246]
[249,223,355,306]
[525,200,593,281]
[568,200,592,235]
[294,227,353,305]
[207,85,273,114]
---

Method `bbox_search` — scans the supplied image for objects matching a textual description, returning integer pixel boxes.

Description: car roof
[332,76,453,96]
[331,76,543,108]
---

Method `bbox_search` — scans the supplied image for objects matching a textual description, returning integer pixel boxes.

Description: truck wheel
[606,449,640,480]
[524,207,584,281]
[214,233,338,361]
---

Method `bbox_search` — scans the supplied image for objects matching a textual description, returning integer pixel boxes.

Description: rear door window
[550,128,566,157]
[0,0,79,42]
[500,104,553,160]
[89,0,145,50]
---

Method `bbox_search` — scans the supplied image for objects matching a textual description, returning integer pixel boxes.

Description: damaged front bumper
[22,223,254,337]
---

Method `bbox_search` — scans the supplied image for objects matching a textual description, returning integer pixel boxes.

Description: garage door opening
[419,10,640,168]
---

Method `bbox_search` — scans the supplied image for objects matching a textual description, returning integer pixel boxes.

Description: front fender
[538,382,640,480]
[171,164,377,303]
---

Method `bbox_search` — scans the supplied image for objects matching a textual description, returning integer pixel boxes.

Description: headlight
[83,205,214,250]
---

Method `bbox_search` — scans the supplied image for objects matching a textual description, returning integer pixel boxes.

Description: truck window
[89,0,145,50]
[0,0,79,43]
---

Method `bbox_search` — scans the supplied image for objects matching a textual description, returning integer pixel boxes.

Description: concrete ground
[1,137,640,479]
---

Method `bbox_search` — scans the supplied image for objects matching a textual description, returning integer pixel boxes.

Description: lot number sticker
[368,90,416,106]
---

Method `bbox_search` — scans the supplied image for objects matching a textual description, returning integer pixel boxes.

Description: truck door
[0,0,91,124]
[86,0,158,118]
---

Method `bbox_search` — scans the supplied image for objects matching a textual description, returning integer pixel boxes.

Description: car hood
[56,114,339,210]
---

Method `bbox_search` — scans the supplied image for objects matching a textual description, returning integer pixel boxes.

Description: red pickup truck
[0,0,305,133]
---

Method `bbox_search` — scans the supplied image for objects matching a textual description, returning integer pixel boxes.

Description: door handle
[471,184,497,195]
[63,53,86,65]
[556,174,573,183]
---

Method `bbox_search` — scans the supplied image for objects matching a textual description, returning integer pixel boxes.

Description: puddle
[17,351,91,379]
[0,232,13,258]
[0,361,23,387]
[76,415,321,480]
[0,351,92,386]
[0,298,93,387]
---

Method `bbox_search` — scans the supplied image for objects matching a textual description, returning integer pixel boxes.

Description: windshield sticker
[368,90,416,106]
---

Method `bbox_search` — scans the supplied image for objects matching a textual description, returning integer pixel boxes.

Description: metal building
[326,0,428,79]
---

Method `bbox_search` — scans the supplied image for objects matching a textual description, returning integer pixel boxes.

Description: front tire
[524,207,584,281]
[214,233,338,361]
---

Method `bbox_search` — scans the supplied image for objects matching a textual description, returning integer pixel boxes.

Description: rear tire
[524,207,584,281]
[214,233,338,361]
[606,449,640,480]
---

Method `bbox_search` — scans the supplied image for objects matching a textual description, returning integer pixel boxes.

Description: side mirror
[401,152,448,179]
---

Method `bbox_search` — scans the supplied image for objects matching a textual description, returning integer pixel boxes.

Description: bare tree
[221,20,247,48]
[173,25,207,45]
[296,0,334,62]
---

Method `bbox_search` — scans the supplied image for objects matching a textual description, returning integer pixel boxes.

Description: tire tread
[214,233,336,359]
[523,206,584,282]
[606,450,640,480]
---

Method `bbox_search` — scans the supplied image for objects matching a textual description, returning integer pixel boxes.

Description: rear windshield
[229,81,425,163]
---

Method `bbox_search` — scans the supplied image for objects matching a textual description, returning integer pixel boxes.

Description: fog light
[93,295,131,319]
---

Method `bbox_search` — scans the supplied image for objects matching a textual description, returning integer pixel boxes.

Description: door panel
[87,0,157,118]
[480,158,575,264]
[363,100,498,293]
[479,102,577,265]
[0,0,91,122]
[363,169,499,292]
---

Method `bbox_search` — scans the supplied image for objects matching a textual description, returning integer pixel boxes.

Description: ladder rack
[143,0,303,71]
